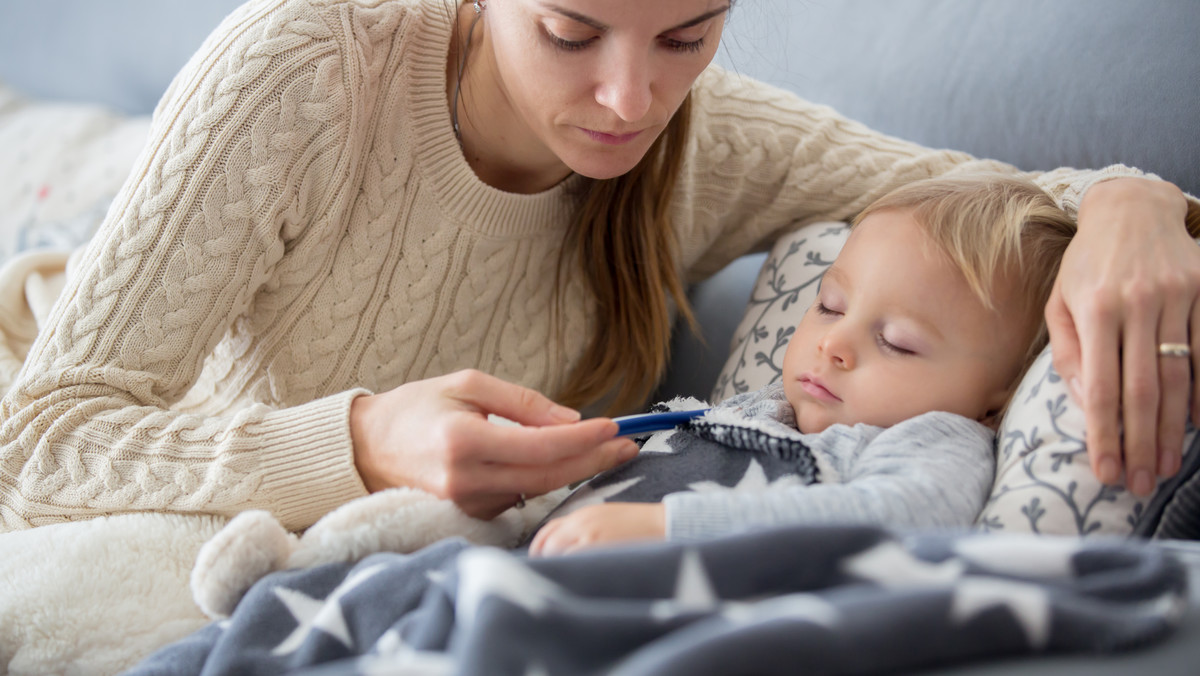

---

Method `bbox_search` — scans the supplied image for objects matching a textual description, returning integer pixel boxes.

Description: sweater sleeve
[662,413,995,541]
[676,67,1200,279]
[0,0,371,532]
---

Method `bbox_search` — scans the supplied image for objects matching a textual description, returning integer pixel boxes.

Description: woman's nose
[594,51,653,123]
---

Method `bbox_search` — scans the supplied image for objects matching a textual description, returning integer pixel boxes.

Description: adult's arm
[0,2,368,532]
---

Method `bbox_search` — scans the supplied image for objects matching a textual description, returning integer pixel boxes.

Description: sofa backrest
[716,0,1199,196]
[3,0,1193,195]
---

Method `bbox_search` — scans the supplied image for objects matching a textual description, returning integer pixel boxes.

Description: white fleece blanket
[0,513,223,675]
[0,486,559,675]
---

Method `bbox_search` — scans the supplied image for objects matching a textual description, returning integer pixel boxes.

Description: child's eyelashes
[815,301,916,356]
[876,335,915,356]
[814,301,842,316]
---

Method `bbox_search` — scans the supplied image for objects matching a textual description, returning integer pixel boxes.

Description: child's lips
[800,375,841,402]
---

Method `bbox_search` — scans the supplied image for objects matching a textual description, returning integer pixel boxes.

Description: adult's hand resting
[349,369,639,519]
[1045,177,1199,496]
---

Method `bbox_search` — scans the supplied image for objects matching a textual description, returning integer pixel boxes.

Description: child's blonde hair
[852,174,1075,372]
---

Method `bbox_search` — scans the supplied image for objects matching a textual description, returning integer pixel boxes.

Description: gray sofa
[659,0,1200,401]
[1,1,1198,674]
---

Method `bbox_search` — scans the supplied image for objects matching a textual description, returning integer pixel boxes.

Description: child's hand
[529,503,666,556]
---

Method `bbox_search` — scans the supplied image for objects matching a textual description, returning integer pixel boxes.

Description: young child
[529,173,1076,556]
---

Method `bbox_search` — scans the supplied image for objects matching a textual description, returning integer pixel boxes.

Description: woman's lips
[580,127,642,146]
[800,376,841,402]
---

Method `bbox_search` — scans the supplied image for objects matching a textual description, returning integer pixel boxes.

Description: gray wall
[0,0,244,114]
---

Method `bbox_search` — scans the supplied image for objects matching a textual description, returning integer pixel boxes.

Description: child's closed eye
[877,333,916,356]
[815,301,842,316]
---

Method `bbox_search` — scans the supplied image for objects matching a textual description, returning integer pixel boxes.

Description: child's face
[782,209,1033,433]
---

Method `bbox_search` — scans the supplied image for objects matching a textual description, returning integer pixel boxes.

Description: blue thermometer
[613,408,710,436]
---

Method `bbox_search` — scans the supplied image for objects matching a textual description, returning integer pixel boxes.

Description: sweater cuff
[250,389,371,531]
[663,492,736,542]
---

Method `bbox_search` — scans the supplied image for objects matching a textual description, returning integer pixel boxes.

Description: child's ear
[978,407,1005,432]
[978,383,1017,431]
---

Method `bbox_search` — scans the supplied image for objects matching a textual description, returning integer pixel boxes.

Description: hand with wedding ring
[1045,177,1199,496]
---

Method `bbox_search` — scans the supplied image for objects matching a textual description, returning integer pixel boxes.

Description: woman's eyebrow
[545,4,730,32]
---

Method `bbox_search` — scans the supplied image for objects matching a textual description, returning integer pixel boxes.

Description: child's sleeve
[662,413,995,541]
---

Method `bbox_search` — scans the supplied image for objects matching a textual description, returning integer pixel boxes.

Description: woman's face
[476,0,728,186]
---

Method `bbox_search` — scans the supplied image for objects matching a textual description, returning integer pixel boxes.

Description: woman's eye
[660,36,706,53]
[544,29,706,54]
[877,334,915,356]
[546,31,596,52]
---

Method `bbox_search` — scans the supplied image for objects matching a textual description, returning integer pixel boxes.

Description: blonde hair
[852,174,1076,371]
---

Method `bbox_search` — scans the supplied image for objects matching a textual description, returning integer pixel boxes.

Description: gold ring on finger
[1158,342,1191,358]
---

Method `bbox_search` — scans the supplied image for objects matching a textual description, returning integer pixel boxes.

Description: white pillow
[710,223,1195,536]
[710,222,849,401]
[0,81,151,262]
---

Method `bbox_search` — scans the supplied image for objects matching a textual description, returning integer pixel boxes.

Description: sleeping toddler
[529,173,1076,555]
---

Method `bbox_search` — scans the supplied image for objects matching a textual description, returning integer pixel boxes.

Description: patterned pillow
[710,223,1197,536]
[710,222,849,401]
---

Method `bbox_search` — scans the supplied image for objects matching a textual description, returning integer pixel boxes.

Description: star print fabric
[125,526,1186,676]
[537,383,996,542]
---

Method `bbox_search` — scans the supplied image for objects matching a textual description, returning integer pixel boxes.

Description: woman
[0,0,1196,536]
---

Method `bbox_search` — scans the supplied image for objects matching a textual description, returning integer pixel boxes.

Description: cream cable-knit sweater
[0,0,1153,532]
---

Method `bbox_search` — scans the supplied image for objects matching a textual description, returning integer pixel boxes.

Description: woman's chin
[560,138,657,181]
[566,156,644,181]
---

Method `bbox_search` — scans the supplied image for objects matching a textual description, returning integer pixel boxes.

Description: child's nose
[818,329,855,370]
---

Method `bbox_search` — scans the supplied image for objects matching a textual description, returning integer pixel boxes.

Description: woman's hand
[1045,177,1199,496]
[529,503,666,556]
[349,369,639,519]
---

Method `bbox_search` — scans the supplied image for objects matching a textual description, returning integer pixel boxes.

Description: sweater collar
[407,0,586,238]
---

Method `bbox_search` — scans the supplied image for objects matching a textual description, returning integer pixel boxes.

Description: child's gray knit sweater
[543,383,996,541]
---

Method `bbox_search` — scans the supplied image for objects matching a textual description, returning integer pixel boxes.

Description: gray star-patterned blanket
[536,390,820,526]
[127,525,1186,676]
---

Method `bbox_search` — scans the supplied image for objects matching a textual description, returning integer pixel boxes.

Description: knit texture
[0,0,1142,532]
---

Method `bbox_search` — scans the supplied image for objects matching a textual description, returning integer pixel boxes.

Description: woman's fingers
[1121,293,1161,496]
[1075,295,1124,487]
[1192,302,1200,427]
[350,370,632,514]
[1045,281,1082,396]
[1054,178,1197,491]
[442,369,582,426]
[454,414,622,465]
[1155,296,1194,480]
[470,437,639,497]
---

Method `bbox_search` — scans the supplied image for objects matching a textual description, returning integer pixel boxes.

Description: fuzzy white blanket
[0,487,558,675]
